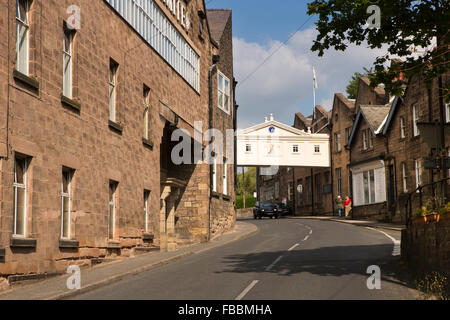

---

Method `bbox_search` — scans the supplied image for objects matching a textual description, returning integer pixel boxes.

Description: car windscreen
[261,202,273,208]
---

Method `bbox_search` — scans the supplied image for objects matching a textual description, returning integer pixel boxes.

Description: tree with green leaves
[307,0,449,101]
[346,67,373,99]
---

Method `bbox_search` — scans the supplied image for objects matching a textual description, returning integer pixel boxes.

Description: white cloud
[234,28,388,128]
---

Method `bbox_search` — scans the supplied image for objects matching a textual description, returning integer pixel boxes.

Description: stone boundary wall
[401,214,450,273]
[237,209,253,218]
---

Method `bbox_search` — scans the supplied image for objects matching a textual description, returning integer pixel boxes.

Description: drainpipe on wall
[208,62,218,242]
[330,123,335,217]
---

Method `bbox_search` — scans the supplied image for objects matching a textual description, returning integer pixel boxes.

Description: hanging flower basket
[426,213,440,223]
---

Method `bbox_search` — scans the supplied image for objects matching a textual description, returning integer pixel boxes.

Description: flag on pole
[313,67,318,89]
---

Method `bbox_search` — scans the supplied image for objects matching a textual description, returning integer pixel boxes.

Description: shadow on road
[215,244,416,290]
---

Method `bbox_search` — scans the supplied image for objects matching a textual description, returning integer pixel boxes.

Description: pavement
[286,215,405,232]
[0,221,258,300]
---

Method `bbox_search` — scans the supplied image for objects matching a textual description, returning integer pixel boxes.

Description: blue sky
[206,0,387,129]
[207,0,314,43]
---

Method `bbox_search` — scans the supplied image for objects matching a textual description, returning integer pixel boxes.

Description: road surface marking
[365,227,401,256]
[288,244,299,251]
[265,255,284,271]
[303,235,310,241]
[235,280,259,300]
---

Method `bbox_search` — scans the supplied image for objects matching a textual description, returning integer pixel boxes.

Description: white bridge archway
[237,117,330,168]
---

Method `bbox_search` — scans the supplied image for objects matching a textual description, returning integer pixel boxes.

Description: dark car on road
[253,201,279,219]
[275,203,292,216]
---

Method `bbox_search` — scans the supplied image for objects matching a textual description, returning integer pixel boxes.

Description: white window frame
[108,181,117,240]
[446,103,450,123]
[223,160,228,196]
[109,60,118,122]
[245,144,252,153]
[61,170,72,240]
[13,157,28,237]
[415,160,422,191]
[363,169,376,205]
[336,168,342,197]
[218,71,231,115]
[212,159,217,193]
[314,145,320,153]
[402,163,408,193]
[143,85,150,139]
[412,104,420,137]
[334,133,341,152]
[62,28,73,98]
[400,117,406,139]
[362,130,368,150]
[144,190,150,233]
[16,0,30,75]
[293,145,299,154]
[345,127,351,144]
[368,130,374,149]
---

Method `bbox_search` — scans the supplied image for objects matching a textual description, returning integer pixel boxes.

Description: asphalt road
[71,218,419,300]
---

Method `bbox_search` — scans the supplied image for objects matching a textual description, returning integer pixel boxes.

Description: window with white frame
[218,72,231,114]
[62,28,74,98]
[415,160,422,191]
[108,181,118,239]
[13,156,28,237]
[402,163,408,193]
[212,159,217,193]
[143,85,150,139]
[314,145,320,153]
[334,133,341,152]
[223,160,228,195]
[293,145,299,153]
[144,190,150,233]
[61,169,73,239]
[109,59,118,122]
[412,104,420,137]
[363,169,376,204]
[345,127,351,144]
[368,130,374,149]
[362,130,368,150]
[336,168,342,197]
[106,0,200,91]
[446,103,450,123]
[245,144,252,152]
[16,0,30,75]
[400,117,406,139]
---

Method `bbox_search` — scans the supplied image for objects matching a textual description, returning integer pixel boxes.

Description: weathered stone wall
[207,9,236,240]
[330,94,354,202]
[0,0,226,278]
[401,215,450,273]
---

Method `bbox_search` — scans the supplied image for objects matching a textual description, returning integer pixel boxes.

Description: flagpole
[313,81,316,109]
[313,67,317,117]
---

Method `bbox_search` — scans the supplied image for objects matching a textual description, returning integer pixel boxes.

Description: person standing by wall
[344,196,352,218]
[335,196,344,217]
